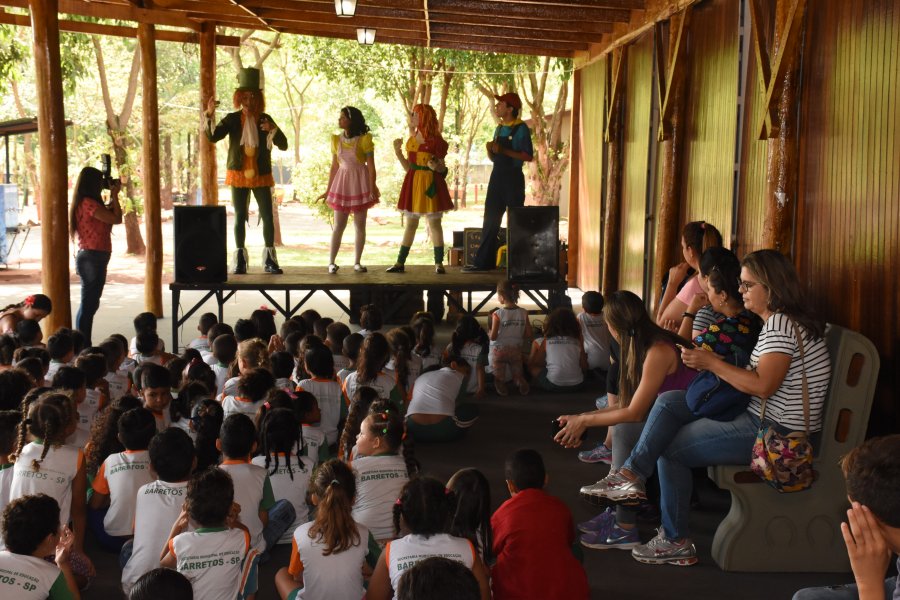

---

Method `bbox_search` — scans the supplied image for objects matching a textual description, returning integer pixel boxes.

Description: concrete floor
[0,281,855,599]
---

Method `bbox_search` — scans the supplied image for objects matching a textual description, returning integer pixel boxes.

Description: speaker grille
[507,206,559,282]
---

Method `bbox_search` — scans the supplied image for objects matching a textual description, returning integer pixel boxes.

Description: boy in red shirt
[491,449,589,600]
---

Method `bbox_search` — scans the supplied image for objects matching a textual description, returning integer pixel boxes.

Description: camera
[100,153,121,189]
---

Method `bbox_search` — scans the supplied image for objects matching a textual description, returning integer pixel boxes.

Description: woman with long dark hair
[0,293,52,334]
[319,106,380,274]
[69,166,122,345]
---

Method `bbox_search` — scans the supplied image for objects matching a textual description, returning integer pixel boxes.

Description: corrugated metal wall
[681,0,740,236]
[576,59,606,293]
[619,33,654,295]
[797,0,900,431]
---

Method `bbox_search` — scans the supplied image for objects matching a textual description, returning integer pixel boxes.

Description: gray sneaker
[631,528,698,566]
[580,471,647,505]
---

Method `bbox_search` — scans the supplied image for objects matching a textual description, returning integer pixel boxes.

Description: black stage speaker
[174,205,227,283]
[507,206,559,282]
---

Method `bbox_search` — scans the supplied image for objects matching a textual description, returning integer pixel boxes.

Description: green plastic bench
[708,324,880,572]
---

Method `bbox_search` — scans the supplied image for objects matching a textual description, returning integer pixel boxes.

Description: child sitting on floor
[488,280,532,397]
[337,333,363,384]
[129,312,164,358]
[405,355,479,443]
[188,313,218,353]
[444,316,488,400]
[326,321,352,373]
[491,449,588,600]
[275,459,377,600]
[210,333,237,395]
[222,367,275,421]
[160,467,254,600]
[528,307,587,392]
[296,345,342,447]
[792,435,900,600]
[45,329,75,384]
[88,408,156,551]
[578,290,612,375]
[217,414,294,555]
[137,364,173,432]
[0,494,80,600]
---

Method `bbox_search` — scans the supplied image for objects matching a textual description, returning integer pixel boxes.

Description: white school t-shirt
[288,521,369,600]
[129,335,165,358]
[301,424,327,464]
[220,376,240,400]
[91,450,153,536]
[91,450,154,536]
[251,453,314,545]
[105,370,132,403]
[70,387,104,447]
[406,368,465,417]
[0,463,13,511]
[0,551,69,600]
[385,354,423,396]
[219,460,272,551]
[412,344,441,370]
[336,367,354,385]
[386,533,475,599]
[491,306,528,347]
[577,311,613,371]
[211,363,229,395]
[9,442,82,529]
[535,336,584,387]
[170,527,249,600]
[296,378,343,445]
[221,395,263,422]
[333,353,351,373]
[342,371,397,405]
[121,479,189,594]
[448,341,487,393]
[351,454,409,541]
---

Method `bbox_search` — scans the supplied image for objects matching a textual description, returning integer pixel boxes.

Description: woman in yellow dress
[386,104,453,274]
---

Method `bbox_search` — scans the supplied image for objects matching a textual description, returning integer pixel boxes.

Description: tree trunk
[161,133,173,210]
[11,80,42,219]
[113,142,146,255]
[187,133,199,203]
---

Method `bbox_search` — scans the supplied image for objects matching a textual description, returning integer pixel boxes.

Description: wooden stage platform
[169,265,567,349]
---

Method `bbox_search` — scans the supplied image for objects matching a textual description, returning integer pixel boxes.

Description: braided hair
[13,391,76,472]
[365,400,418,477]
[259,407,304,480]
[338,386,378,462]
[393,476,454,539]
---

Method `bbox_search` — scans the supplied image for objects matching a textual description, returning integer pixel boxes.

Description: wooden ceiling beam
[226,0,276,32]
[426,0,631,23]
[257,7,425,31]
[428,10,613,34]
[0,0,204,31]
[430,20,604,44]
[424,36,573,57]
[247,0,424,22]
[489,0,643,7]
[430,32,584,52]
[0,10,240,44]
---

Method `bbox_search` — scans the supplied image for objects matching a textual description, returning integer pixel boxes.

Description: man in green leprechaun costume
[205,67,288,274]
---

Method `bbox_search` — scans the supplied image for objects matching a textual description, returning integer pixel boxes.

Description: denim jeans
[75,249,111,346]
[791,577,898,600]
[260,499,296,562]
[472,167,524,269]
[622,390,760,540]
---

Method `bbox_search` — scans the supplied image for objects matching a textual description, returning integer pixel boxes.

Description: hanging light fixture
[357,27,376,45]
[334,0,356,17]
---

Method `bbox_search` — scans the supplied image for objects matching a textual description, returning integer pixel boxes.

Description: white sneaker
[328,264,339,274]
[354,264,367,273]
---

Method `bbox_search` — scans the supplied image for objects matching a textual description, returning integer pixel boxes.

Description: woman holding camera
[69,165,122,345]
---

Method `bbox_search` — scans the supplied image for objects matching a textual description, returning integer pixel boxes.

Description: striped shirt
[747,313,831,431]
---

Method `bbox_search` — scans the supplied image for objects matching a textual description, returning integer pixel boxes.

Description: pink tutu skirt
[327,162,376,213]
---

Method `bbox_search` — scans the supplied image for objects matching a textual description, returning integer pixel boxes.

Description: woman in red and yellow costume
[386,104,453,274]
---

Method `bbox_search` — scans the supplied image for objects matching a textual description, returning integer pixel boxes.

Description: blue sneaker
[578,443,613,464]
[577,507,615,534]
[581,523,640,550]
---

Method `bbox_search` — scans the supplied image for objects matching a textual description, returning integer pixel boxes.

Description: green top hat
[236,67,262,91]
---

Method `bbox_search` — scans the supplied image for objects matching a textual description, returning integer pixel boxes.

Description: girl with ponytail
[274,459,376,600]
[351,400,418,543]
[384,328,420,402]
[656,220,724,327]
[9,390,95,586]
[342,333,402,409]
[368,476,491,600]
[554,290,695,551]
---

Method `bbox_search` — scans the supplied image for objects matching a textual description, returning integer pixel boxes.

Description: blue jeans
[622,390,760,540]
[75,249,110,346]
[260,499,296,562]
[792,577,898,600]
[472,166,524,269]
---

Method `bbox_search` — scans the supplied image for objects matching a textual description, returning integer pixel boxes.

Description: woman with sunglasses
[575,250,831,567]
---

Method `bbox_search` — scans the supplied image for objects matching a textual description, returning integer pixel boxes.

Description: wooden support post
[29,0,70,333]
[602,48,625,295]
[651,9,691,314]
[139,19,163,317]
[566,68,582,287]
[199,22,218,206]
[756,0,806,252]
